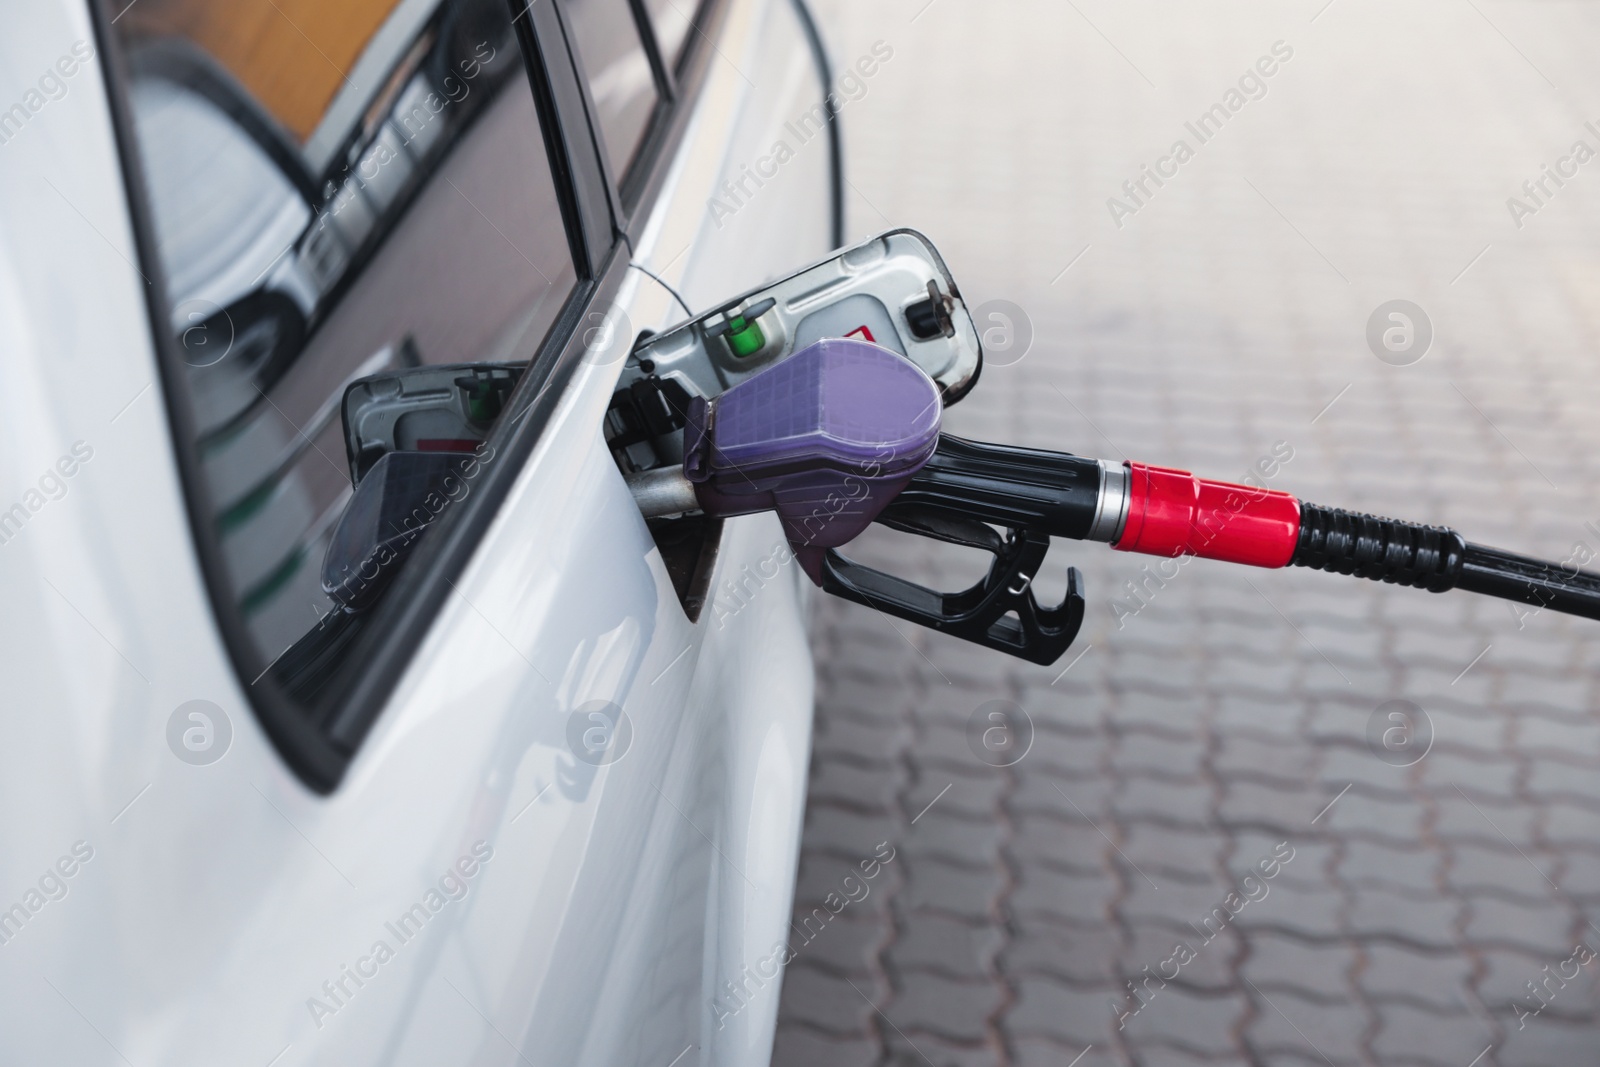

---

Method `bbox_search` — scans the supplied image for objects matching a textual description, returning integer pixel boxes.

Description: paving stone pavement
[771,2,1600,1065]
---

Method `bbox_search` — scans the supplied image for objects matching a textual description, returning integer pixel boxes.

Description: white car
[0,0,842,1062]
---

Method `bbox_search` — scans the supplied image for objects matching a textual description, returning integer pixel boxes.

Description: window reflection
[115,0,576,701]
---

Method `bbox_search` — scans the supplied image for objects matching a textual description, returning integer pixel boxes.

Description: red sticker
[845,325,876,343]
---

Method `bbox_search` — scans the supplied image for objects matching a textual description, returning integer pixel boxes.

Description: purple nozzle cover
[685,338,942,582]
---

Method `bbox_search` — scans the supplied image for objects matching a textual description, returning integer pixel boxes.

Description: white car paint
[0,0,830,1064]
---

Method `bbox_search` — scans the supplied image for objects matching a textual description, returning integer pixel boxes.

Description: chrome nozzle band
[1088,459,1130,543]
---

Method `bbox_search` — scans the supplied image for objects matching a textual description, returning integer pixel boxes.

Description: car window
[557,0,660,179]
[640,0,697,73]
[111,0,577,705]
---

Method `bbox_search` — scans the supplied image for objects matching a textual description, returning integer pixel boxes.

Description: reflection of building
[120,0,565,665]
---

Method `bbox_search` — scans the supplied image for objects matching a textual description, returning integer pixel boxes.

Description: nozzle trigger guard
[817,522,1085,666]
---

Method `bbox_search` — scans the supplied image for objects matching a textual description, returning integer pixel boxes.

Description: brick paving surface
[772,2,1600,1064]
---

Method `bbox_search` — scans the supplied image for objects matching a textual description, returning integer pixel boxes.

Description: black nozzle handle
[886,434,1120,542]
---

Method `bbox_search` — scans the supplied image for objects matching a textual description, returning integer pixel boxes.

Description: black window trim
[620,0,734,241]
[608,0,839,247]
[612,0,674,213]
[621,0,726,226]
[617,0,840,247]
[628,0,675,100]
[554,0,723,230]
[520,0,615,277]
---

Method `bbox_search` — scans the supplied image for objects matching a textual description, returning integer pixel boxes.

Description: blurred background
[776,2,1600,1064]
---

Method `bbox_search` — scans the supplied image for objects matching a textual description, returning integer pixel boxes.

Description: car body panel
[0,0,828,1063]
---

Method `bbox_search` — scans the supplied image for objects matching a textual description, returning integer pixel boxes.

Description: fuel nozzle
[627,337,1600,665]
[626,337,943,580]
[626,338,1101,662]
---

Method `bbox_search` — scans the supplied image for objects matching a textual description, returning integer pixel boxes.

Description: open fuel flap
[616,228,981,409]
[603,229,985,619]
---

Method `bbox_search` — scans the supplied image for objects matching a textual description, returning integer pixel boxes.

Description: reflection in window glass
[114,0,576,705]
[558,0,660,177]
[641,0,697,72]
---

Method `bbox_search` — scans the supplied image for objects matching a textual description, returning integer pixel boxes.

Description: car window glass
[557,0,659,178]
[640,0,696,72]
[112,0,577,704]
